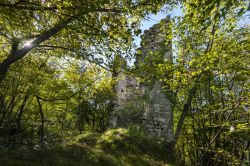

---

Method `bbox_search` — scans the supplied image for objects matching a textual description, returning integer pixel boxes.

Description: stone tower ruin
[110,16,173,142]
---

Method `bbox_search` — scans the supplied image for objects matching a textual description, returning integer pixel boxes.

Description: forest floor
[0,127,175,166]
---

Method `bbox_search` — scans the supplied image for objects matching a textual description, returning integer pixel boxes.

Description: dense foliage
[0,0,249,165]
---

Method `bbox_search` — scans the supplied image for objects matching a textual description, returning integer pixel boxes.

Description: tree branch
[37,45,113,72]
[0,15,76,77]
[36,75,105,102]
[0,2,122,13]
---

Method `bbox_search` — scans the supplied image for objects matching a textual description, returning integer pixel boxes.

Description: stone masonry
[110,16,173,142]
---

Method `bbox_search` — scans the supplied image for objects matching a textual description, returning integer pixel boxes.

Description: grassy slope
[0,127,175,166]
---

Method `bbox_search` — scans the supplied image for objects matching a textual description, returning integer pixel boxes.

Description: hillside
[0,127,175,166]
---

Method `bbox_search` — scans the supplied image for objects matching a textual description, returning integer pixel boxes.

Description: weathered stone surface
[158,118,166,123]
[110,16,174,142]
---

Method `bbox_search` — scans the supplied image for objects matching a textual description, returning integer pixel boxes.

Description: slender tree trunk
[0,96,16,127]
[173,85,197,146]
[36,96,44,146]
[16,94,29,131]
[92,115,95,131]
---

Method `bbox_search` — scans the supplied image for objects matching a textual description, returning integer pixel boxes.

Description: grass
[0,126,175,166]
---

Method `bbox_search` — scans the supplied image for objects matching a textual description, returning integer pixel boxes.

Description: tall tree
[0,0,177,82]
[151,0,249,164]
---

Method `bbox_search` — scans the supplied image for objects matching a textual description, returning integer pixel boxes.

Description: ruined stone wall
[139,16,173,141]
[110,73,145,127]
[110,16,173,141]
[143,81,173,140]
[136,16,172,65]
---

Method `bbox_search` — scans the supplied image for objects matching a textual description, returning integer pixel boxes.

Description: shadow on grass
[0,127,175,166]
[0,144,125,166]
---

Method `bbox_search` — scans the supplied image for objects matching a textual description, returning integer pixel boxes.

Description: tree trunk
[0,16,76,83]
[36,96,44,146]
[173,85,197,146]
[16,94,29,131]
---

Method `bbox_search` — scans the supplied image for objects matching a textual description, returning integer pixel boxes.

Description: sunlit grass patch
[1,127,174,166]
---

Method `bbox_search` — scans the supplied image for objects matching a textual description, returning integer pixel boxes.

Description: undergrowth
[0,126,175,166]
